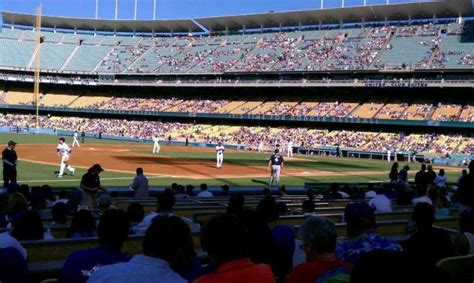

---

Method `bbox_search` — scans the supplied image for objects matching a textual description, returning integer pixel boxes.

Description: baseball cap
[8,140,17,146]
[91,164,104,172]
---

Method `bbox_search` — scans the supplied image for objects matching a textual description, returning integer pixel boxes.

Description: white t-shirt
[412,195,433,206]
[216,145,225,155]
[57,143,71,157]
[287,142,293,149]
[74,132,78,138]
[197,191,213,198]
[368,194,393,213]
[152,137,160,144]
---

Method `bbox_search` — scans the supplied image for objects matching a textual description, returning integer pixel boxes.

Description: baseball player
[72,130,80,147]
[258,140,264,153]
[287,140,294,157]
[57,137,75,178]
[216,142,225,168]
[152,135,160,154]
[268,149,284,187]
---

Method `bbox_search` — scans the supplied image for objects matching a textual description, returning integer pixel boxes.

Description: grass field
[0,133,464,189]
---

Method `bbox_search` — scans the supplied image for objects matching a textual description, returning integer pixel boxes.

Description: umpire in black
[2,140,18,188]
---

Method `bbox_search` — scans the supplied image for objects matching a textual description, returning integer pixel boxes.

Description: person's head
[227,194,245,215]
[438,169,445,176]
[221,185,230,194]
[157,191,175,212]
[344,203,376,238]
[257,196,279,223]
[30,192,47,211]
[57,190,68,200]
[89,164,104,175]
[278,185,287,195]
[11,210,44,240]
[420,163,426,171]
[302,200,315,214]
[427,165,434,172]
[413,202,435,231]
[67,209,96,237]
[200,183,208,192]
[51,202,68,224]
[301,217,337,261]
[143,215,195,272]
[201,214,249,266]
[306,188,315,200]
[391,162,399,171]
[18,185,30,201]
[7,192,28,216]
[171,183,178,192]
[126,202,145,223]
[58,137,65,144]
[262,188,271,196]
[185,185,194,196]
[7,140,16,150]
[180,185,190,194]
[403,165,410,171]
[461,169,468,176]
[98,209,130,250]
[218,142,222,146]
[274,149,279,154]
[459,208,474,234]
[98,194,112,211]
[136,167,144,176]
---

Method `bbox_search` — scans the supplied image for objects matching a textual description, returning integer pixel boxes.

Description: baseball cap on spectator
[7,140,17,146]
[91,164,104,172]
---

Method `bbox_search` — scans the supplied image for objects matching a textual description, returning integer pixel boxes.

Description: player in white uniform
[258,140,264,153]
[72,131,80,147]
[152,135,160,154]
[216,142,225,168]
[57,137,75,178]
[287,140,294,157]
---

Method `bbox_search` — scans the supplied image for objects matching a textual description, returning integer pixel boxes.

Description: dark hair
[439,169,445,176]
[227,194,245,215]
[302,200,315,213]
[257,196,279,223]
[11,210,44,240]
[127,202,145,223]
[136,167,144,175]
[200,183,208,191]
[143,215,195,272]
[344,203,376,238]
[30,193,47,211]
[413,202,435,231]
[59,137,65,142]
[157,191,175,212]
[52,202,68,224]
[66,209,96,238]
[98,209,130,250]
[420,164,427,171]
[262,188,271,196]
[391,162,399,171]
[18,185,31,201]
[57,190,69,200]
[40,185,55,202]
[201,214,249,265]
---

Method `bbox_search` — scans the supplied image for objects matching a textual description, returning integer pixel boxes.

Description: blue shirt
[0,247,28,283]
[88,255,187,283]
[271,224,295,277]
[59,247,131,283]
[335,232,402,263]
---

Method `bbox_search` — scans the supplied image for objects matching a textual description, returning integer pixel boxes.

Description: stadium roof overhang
[2,0,472,33]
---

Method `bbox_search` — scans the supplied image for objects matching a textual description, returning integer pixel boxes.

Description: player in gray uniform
[268,149,284,187]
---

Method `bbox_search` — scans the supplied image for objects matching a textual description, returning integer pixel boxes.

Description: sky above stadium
[1,0,435,20]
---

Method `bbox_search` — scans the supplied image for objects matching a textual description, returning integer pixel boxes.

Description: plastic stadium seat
[436,255,474,283]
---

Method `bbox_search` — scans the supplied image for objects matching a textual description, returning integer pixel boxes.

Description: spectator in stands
[257,196,295,278]
[131,167,149,198]
[80,164,105,209]
[0,247,28,283]
[7,192,28,220]
[457,169,467,185]
[53,190,69,205]
[389,162,399,183]
[454,208,474,256]
[68,188,84,215]
[401,203,453,266]
[287,217,352,283]
[458,161,474,211]
[434,169,447,187]
[435,196,451,218]
[98,194,116,214]
[398,165,410,184]
[89,215,195,283]
[175,185,191,200]
[221,184,230,196]
[59,209,131,283]
[195,214,274,283]
[302,200,316,217]
[126,202,145,223]
[65,209,97,238]
[11,210,49,240]
[51,202,69,226]
[133,191,199,234]
[227,194,245,215]
[197,183,213,198]
[336,203,402,263]
[30,192,47,212]
[415,164,427,188]
[368,187,392,213]
[326,184,343,200]
[426,165,437,185]
[412,187,433,205]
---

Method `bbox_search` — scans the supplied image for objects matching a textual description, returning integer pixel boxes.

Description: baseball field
[0,133,463,188]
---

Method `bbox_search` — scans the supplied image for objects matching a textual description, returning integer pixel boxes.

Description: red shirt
[286,259,352,283]
[194,258,275,283]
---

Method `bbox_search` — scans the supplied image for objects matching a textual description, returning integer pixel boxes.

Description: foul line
[18,175,168,183]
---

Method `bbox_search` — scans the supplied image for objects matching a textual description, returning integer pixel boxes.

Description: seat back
[437,255,474,283]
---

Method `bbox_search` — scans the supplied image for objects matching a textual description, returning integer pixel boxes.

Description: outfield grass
[1,133,464,188]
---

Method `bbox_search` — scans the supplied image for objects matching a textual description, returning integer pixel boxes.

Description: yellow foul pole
[34,4,42,129]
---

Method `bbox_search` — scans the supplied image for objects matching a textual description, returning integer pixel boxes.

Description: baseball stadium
[0,0,473,282]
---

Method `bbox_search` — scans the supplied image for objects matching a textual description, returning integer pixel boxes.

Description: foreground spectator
[66,209,97,238]
[454,208,474,255]
[287,217,352,283]
[11,210,50,240]
[195,214,275,283]
[59,209,131,283]
[401,203,453,266]
[133,191,199,234]
[0,247,28,283]
[226,194,245,215]
[89,216,194,283]
[51,202,69,226]
[131,167,149,198]
[336,203,402,263]
[197,183,213,198]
